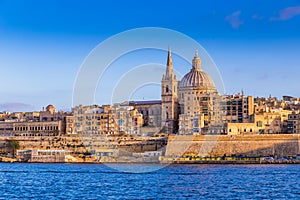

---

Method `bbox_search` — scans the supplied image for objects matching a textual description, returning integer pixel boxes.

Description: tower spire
[161,47,179,134]
[166,47,173,77]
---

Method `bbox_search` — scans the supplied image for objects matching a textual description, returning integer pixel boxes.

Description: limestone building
[223,93,254,123]
[0,104,67,136]
[72,105,115,135]
[71,104,143,135]
[114,105,143,135]
[13,120,63,136]
[161,49,223,135]
[128,100,161,127]
[287,112,300,134]
[161,48,179,134]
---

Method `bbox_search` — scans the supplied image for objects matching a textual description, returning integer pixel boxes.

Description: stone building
[226,108,292,135]
[223,93,254,123]
[0,121,13,136]
[72,104,115,135]
[225,123,257,135]
[0,112,10,121]
[40,104,67,122]
[0,104,67,136]
[161,49,223,135]
[287,112,300,134]
[13,120,63,136]
[161,48,179,134]
[71,104,143,135]
[65,115,75,134]
[128,100,161,127]
[114,105,143,135]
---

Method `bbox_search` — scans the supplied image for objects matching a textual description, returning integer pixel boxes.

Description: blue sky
[0,0,300,110]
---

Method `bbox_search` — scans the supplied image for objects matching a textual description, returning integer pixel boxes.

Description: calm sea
[0,163,299,199]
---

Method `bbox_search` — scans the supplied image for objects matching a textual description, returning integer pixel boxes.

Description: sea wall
[0,136,87,155]
[0,135,167,154]
[165,134,300,157]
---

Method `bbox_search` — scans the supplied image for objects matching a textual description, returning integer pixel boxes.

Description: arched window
[166,85,169,93]
[166,112,169,119]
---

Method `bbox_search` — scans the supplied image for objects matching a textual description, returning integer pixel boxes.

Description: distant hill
[0,103,36,113]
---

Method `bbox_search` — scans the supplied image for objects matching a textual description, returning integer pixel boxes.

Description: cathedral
[161,48,222,135]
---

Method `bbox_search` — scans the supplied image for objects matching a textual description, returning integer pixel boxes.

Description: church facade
[161,48,223,135]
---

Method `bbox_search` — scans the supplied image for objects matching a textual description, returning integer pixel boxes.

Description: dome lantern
[192,50,202,70]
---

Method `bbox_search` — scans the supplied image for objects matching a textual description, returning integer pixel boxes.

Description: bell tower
[161,48,179,133]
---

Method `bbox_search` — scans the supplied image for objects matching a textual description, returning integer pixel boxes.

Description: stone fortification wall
[0,136,85,154]
[0,135,168,154]
[165,134,300,157]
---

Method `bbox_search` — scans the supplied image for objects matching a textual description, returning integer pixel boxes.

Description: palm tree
[7,139,20,157]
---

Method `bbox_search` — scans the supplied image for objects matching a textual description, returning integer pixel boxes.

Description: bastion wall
[165,134,300,157]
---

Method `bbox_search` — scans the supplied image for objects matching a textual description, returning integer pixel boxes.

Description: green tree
[7,139,20,157]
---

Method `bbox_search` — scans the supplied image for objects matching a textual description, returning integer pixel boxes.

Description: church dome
[46,104,54,110]
[179,68,216,89]
[46,104,55,114]
[179,51,216,90]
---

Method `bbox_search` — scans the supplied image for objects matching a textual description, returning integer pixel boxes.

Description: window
[257,121,262,127]
[166,85,169,93]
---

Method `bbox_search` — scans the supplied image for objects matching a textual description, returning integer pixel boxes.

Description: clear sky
[0,0,300,111]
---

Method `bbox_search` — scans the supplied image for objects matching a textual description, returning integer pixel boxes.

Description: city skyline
[1,0,300,111]
[1,2,300,198]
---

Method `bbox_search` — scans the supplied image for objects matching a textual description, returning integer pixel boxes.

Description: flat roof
[129,100,161,105]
